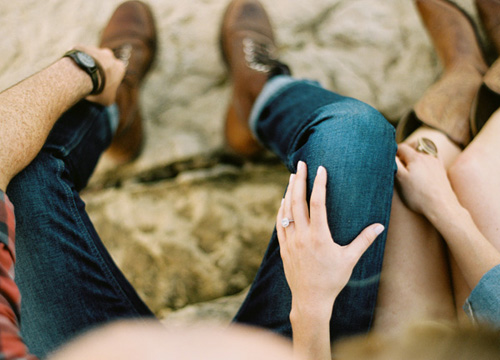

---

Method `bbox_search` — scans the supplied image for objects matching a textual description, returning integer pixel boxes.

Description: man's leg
[7,101,155,359]
[234,76,396,342]
[6,2,158,357]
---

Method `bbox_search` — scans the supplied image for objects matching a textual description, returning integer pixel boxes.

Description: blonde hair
[334,321,500,360]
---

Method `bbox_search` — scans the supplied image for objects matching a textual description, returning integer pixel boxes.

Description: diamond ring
[281,217,294,228]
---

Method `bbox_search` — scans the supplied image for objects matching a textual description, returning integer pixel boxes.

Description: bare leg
[372,127,460,332]
[448,108,500,319]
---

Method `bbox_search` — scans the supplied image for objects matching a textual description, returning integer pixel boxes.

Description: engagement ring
[281,217,294,228]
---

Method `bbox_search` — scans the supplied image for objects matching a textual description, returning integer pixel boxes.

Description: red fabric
[0,192,37,359]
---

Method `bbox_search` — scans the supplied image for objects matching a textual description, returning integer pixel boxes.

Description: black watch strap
[63,50,106,95]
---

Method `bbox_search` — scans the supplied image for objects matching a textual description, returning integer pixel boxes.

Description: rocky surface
[0,0,486,323]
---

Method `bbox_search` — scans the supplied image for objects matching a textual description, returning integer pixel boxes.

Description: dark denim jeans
[7,76,395,358]
[234,76,397,342]
[7,101,155,359]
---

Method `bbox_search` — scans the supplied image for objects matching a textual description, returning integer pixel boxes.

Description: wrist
[425,193,469,235]
[58,58,94,97]
[290,300,333,328]
[59,57,93,95]
[63,50,105,95]
[423,189,461,222]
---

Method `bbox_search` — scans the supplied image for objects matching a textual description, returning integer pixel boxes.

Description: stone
[160,289,248,325]
[83,163,289,314]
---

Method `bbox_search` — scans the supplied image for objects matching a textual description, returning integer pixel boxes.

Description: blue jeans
[233,76,396,341]
[7,76,395,358]
[7,101,155,359]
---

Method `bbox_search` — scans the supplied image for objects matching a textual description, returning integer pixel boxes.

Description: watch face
[76,52,96,68]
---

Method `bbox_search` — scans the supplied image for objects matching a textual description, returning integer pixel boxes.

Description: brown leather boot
[476,0,500,53]
[220,0,290,157]
[100,1,157,164]
[472,0,500,135]
[396,0,487,147]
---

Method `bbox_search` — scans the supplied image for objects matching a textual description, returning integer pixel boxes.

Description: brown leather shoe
[220,0,290,157]
[471,0,500,135]
[100,1,157,164]
[396,0,487,147]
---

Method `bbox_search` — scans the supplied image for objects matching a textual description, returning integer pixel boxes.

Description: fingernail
[281,198,284,206]
[289,173,295,183]
[374,224,385,236]
[297,161,305,173]
[317,166,326,176]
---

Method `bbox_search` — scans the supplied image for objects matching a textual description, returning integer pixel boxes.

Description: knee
[7,153,62,215]
[448,148,485,189]
[311,101,395,159]
[294,102,396,176]
[348,102,395,142]
[322,101,395,146]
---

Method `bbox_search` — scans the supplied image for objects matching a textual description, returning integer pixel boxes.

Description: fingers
[276,198,286,245]
[395,156,408,178]
[282,173,295,229]
[396,143,417,165]
[291,161,309,228]
[345,223,384,262]
[281,162,329,235]
[309,166,330,233]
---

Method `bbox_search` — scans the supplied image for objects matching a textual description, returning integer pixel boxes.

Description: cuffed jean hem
[107,103,120,135]
[249,75,321,140]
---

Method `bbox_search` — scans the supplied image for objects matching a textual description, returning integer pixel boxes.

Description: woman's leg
[382,0,488,328]
[372,127,460,332]
[234,76,397,342]
[7,101,155,359]
[448,108,500,317]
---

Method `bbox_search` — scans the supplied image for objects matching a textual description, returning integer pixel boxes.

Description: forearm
[425,195,500,289]
[290,302,332,360]
[0,57,93,191]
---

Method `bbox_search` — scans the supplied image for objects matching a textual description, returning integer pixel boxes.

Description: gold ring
[416,137,438,158]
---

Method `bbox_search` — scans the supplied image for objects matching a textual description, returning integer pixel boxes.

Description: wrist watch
[63,49,105,95]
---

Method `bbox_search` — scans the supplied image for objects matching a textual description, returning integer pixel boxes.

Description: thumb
[345,224,385,262]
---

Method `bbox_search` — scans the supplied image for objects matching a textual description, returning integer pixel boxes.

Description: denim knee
[290,100,396,173]
[287,100,396,245]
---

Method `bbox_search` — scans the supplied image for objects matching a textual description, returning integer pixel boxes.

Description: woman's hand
[395,143,457,215]
[277,161,384,320]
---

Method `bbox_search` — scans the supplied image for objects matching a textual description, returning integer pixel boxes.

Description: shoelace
[114,43,133,67]
[243,37,278,73]
[113,43,142,86]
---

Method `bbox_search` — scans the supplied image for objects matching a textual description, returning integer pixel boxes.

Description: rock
[160,289,248,325]
[83,163,289,314]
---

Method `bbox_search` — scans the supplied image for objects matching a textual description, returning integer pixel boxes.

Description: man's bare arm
[0,46,125,191]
